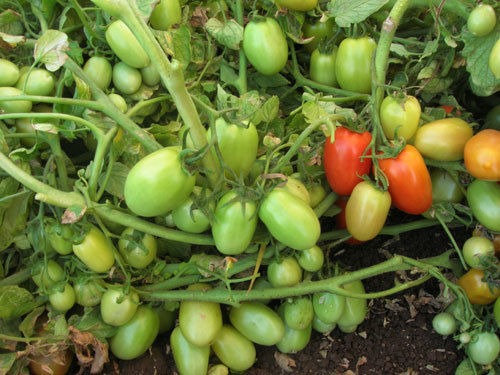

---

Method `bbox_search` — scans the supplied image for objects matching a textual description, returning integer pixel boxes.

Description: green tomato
[275,0,317,11]
[312,292,346,324]
[310,48,337,87]
[32,260,64,289]
[154,305,176,334]
[429,168,464,204]
[283,297,314,331]
[112,62,142,95]
[462,236,495,270]
[259,188,320,250]
[110,306,160,360]
[170,326,210,375]
[467,332,500,365]
[276,304,312,354]
[105,20,150,68]
[337,279,367,333]
[281,178,310,205]
[140,64,161,86]
[252,278,273,305]
[0,86,32,113]
[312,315,336,333]
[16,68,55,96]
[83,56,112,91]
[468,4,496,37]
[49,283,76,312]
[243,17,288,76]
[150,0,182,30]
[0,59,19,86]
[172,187,213,234]
[432,312,457,336]
[267,256,303,288]
[74,280,103,307]
[380,95,421,140]
[118,227,157,269]
[335,37,377,94]
[494,297,500,328]
[100,288,140,326]
[15,117,38,147]
[45,219,73,255]
[179,283,222,347]
[211,325,256,372]
[490,38,500,80]
[124,147,196,217]
[212,190,258,255]
[484,104,500,131]
[107,93,127,113]
[308,184,327,208]
[302,18,335,54]
[467,179,500,232]
[72,226,115,273]
[297,245,324,272]
[229,301,285,346]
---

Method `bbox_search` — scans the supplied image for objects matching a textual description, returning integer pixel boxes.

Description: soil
[88,212,470,375]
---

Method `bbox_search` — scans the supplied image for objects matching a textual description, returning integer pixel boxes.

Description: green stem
[125,95,170,118]
[234,0,247,95]
[436,215,468,270]
[88,127,117,201]
[45,135,69,191]
[0,94,102,111]
[313,192,338,217]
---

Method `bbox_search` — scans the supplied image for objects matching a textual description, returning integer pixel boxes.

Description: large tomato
[150,0,182,30]
[170,326,210,375]
[464,129,500,181]
[323,127,372,196]
[378,145,432,215]
[211,325,256,372]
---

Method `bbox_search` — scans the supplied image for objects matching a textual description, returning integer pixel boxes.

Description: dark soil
[92,213,470,375]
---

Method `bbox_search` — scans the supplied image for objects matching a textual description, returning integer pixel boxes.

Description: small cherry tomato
[462,236,495,270]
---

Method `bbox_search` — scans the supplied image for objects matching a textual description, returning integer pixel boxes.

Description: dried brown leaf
[274,352,296,372]
[68,326,109,374]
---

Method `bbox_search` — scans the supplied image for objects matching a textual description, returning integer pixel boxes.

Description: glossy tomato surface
[464,129,500,181]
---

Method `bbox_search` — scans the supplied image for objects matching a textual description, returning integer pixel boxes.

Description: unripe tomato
[308,184,326,208]
[432,312,457,336]
[335,196,363,245]
[108,93,127,113]
[275,0,318,11]
[172,187,213,234]
[16,68,55,96]
[105,20,150,69]
[429,168,464,204]
[211,325,256,372]
[45,219,73,256]
[312,315,336,333]
[267,256,303,288]
[100,288,139,326]
[312,292,346,324]
[297,245,324,272]
[83,56,112,91]
[467,179,500,232]
[150,0,182,30]
[337,279,367,333]
[243,17,288,76]
[281,178,311,205]
[32,260,64,289]
[118,227,157,269]
[310,49,337,87]
[112,62,142,95]
[74,280,103,307]
[276,321,312,354]
[468,4,496,37]
[302,18,335,54]
[462,236,495,270]
[170,326,210,375]
[0,58,19,86]
[380,95,421,140]
[49,283,76,312]
[467,332,500,365]
[484,105,500,131]
[140,64,161,86]
[283,297,314,331]
[457,268,500,305]
[464,129,500,181]
[72,226,115,273]
[490,38,500,80]
[0,86,32,113]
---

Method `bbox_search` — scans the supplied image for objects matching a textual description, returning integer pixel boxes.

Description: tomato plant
[457,268,500,305]
[118,227,157,269]
[429,168,464,204]
[211,324,256,372]
[105,20,150,68]
[466,179,500,232]
[267,256,303,287]
[310,48,337,87]
[467,4,496,37]
[150,0,182,30]
[464,129,500,181]
[83,56,112,91]
[172,187,213,234]
[312,292,346,324]
[380,95,421,140]
[302,18,336,53]
[100,288,139,326]
[72,226,115,273]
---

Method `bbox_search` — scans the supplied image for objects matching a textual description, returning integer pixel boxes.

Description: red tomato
[323,127,372,196]
[464,129,500,181]
[377,145,432,215]
[335,196,363,245]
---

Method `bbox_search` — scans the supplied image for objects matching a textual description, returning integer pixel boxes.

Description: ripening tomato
[378,145,432,215]
[105,20,150,68]
[464,129,500,181]
[462,236,495,270]
[29,347,73,375]
[457,268,500,305]
[380,95,421,140]
[335,196,363,245]
[323,127,372,195]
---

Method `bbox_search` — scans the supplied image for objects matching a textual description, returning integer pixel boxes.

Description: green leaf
[69,308,118,342]
[0,352,17,374]
[0,9,21,26]
[0,319,20,351]
[98,162,130,198]
[251,96,280,125]
[153,26,192,70]
[136,0,158,20]
[390,43,418,58]
[327,0,389,27]
[0,286,34,320]
[277,12,303,43]
[205,18,243,50]
[19,306,45,338]
[34,30,69,71]
[0,183,30,252]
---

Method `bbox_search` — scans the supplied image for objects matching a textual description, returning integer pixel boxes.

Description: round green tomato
[310,48,337,87]
[259,188,320,250]
[16,68,54,96]
[118,227,157,269]
[308,184,326,208]
[45,220,73,255]
[72,226,115,273]
[275,0,317,11]
[110,306,160,360]
[212,190,258,255]
[150,0,182,30]
[140,64,161,86]
[312,292,345,324]
[335,37,377,94]
[105,20,150,69]
[170,326,209,375]
[337,279,367,333]
[112,62,142,95]
[432,312,457,336]
[49,283,76,312]
[179,283,222,347]
[484,105,500,131]
[283,297,314,331]
[0,59,19,86]
[312,315,336,333]
[0,86,32,113]
[100,288,139,326]
[124,147,196,217]
[467,332,500,365]
[243,17,288,76]
[229,301,285,346]
[468,4,496,37]
[297,245,324,272]
[32,260,64,289]
[83,56,112,91]
[490,38,500,80]
[74,280,103,307]
[211,324,256,372]
[467,179,500,232]
[429,168,464,204]
[281,178,310,205]
[380,95,421,140]
[302,18,335,54]
[276,304,312,353]
[172,187,213,234]
[267,256,302,288]
[463,236,495,269]
[108,93,127,113]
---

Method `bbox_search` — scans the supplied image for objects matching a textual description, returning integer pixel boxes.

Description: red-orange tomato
[457,268,500,305]
[378,145,432,215]
[335,196,363,245]
[464,129,500,181]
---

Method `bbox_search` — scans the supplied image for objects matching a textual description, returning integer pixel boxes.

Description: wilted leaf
[34,30,69,71]
[61,205,86,224]
[154,26,192,70]
[0,352,17,375]
[19,306,45,338]
[274,351,296,372]
[136,0,158,20]
[32,123,58,134]
[98,162,130,198]
[68,326,109,374]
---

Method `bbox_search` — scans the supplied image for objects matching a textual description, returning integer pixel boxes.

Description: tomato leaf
[0,286,35,320]
[0,180,30,252]
[205,18,243,50]
[98,162,130,198]
[327,0,389,27]
[19,306,45,338]
[153,26,192,70]
[251,96,279,126]
[136,0,158,20]
[0,352,17,374]
[34,30,69,72]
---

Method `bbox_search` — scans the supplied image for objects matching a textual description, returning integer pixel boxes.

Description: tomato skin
[283,297,314,331]
[276,319,312,354]
[16,68,55,96]
[414,118,473,161]
[0,86,32,113]
[179,283,222,347]
[83,56,112,91]
[464,129,500,181]
[323,127,372,196]
[468,4,497,37]
[112,62,142,95]
[154,305,176,334]
[494,297,500,328]
[105,20,150,69]
[345,181,391,241]
[212,190,258,255]
[72,226,115,273]
[281,177,310,205]
[267,256,303,288]
[310,49,337,87]
[484,105,500,131]
[46,221,73,256]
[150,0,182,30]
[29,347,73,375]
[259,188,320,250]
[297,245,324,272]
[124,147,196,217]
[462,236,495,270]
[308,184,326,208]
[312,292,346,324]
[0,59,19,86]
[490,38,500,80]
[380,95,421,140]
[275,0,317,11]
[429,168,464,204]
[49,283,76,312]
[337,280,367,333]
[32,260,64,288]
[110,306,160,360]
[432,312,456,336]
[118,227,157,269]
[335,196,363,245]
[100,289,139,326]
[211,324,256,372]
[108,93,128,113]
[457,268,500,305]
[378,145,432,215]
[467,179,500,232]
[74,280,103,307]
[467,332,500,365]
[335,37,377,94]
[140,64,161,86]
[312,315,336,333]
[229,301,285,346]
[243,17,288,76]
[170,326,210,375]
[302,18,335,53]
[172,187,213,234]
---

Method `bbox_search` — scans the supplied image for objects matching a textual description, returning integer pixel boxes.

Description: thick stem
[88,127,117,200]
[234,0,247,95]
[46,135,70,191]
